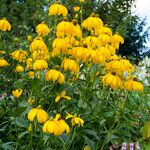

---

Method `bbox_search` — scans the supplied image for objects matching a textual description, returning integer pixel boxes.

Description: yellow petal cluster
[33,59,48,71]
[12,89,23,98]
[27,71,35,78]
[0,18,11,31]
[55,91,71,102]
[26,57,33,69]
[28,106,48,123]
[45,69,65,84]
[11,49,28,63]
[73,6,80,12]
[102,73,122,90]
[111,33,124,50]
[15,65,24,73]
[30,38,48,60]
[0,58,9,67]
[63,58,80,74]
[105,59,134,78]
[71,47,105,64]
[36,21,50,36]
[43,114,70,136]
[124,79,144,91]
[66,113,84,127]
[56,21,76,38]
[80,0,86,3]
[49,3,68,17]
[82,14,103,34]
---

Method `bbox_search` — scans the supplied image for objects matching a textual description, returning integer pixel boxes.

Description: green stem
[29,130,33,149]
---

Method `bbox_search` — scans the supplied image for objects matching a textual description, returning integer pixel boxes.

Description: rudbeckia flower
[55,91,71,102]
[56,21,76,38]
[124,78,144,92]
[11,49,28,63]
[28,106,48,123]
[45,69,65,84]
[66,113,84,127]
[12,89,23,98]
[102,72,122,90]
[73,6,80,12]
[0,18,11,31]
[36,21,50,36]
[29,37,48,53]
[0,58,9,67]
[82,14,103,33]
[49,3,68,17]
[33,59,48,70]
[62,58,80,74]
[43,114,70,136]
[15,65,24,73]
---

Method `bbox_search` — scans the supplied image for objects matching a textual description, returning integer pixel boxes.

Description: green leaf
[84,136,95,150]
[105,132,118,143]
[15,118,29,128]
[0,142,15,150]
[84,129,100,140]
[78,99,87,109]
[18,131,28,139]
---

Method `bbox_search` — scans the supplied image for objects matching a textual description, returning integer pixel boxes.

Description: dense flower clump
[0,0,147,149]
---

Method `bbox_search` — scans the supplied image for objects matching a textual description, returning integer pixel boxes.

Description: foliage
[0,0,150,150]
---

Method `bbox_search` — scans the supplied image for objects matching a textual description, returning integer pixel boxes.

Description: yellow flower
[80,0,85,3]
[27,123,33,132]
[28,106,48,123]
[83,145,91,150]
[74,24,82,38]
[29,37,49,60]
[0,18,11,31]
[26,57,33,69]
[63,58,80,74]
[49,3,68,17]
[15,65,24,73]
[27,35,32,42]
[11,49,28,63]
[124,78,144,92]
[98,26,112,36]
[56,21,76,38]
[102,72,122,90]
[82,14,103,33]
[0,58,9,67]
[43,114,70,136]
[105,59,134,77]
[55,91,71,102]
[12,89,23,98]
[99,34,111,44]
[28,97,35,105]
[45,69,65,84]
[111,33,124,50]
[36,21,50,36]
[33,59,48,71]
[27,71,35,78]
[83,36,101,49]
[29,37,48,53]
[66,113,84,127]
[0,50,6,54]
[73,6,80,12]
[52,38,68,53]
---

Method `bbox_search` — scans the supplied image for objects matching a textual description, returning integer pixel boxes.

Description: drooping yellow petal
[62,96,71,100]
[55,95,61,103]
[66,112,73,120]
[28,108,38,122]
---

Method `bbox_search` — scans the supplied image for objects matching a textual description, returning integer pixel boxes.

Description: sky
[132,0,150,47]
